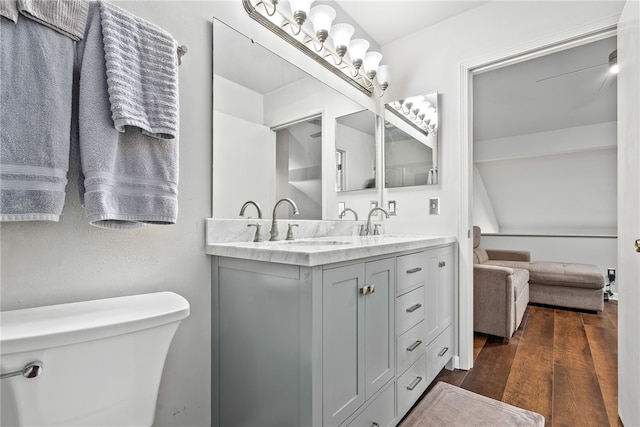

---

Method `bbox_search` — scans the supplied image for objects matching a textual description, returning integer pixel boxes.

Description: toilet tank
[0,292,190,427]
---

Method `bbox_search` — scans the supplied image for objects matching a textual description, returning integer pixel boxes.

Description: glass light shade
[349,39,369,61]
[417,101,431,114]
[363,51,382,73]
[610,63,619,74]
[376,65,390,84]
[308,5,335,33]
[407,95,424,106]
[330,23,354,48]
[289,0,314,15]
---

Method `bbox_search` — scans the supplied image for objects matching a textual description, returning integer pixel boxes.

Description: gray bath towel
[0,9,74,221]
[17,0,88,41]
[99,1,179,140]
[0,0,18,22]
[76,3,178,229]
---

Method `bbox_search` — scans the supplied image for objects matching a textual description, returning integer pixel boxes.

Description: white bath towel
[76,2,178,229]
[0,8,75,221]
[99,1,179,140]
[0,0,18,22]
[17,0,88,41]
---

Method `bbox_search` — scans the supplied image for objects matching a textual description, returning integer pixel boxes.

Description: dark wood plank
[430,368,469,389]
[554,310,596,372]
[553,364,609,427]
[460,337,519,401]
[521,305,555,348]
[502,342,554,425]
[585,323,619,427]
[473,334,487,361]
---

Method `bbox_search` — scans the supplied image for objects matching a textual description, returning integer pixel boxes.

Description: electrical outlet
[429,197,440,215]
[607,268,616,281]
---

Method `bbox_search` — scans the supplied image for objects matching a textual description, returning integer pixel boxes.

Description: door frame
[458,21,619,370]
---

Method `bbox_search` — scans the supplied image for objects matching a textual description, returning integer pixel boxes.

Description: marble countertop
[205,234,456,266]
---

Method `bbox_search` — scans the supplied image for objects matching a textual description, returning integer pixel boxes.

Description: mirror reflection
[335,110,377,192]
[212,19,376,219]
[384,92,439,187]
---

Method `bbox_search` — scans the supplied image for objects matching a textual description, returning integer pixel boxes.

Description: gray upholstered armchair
[473,226,530,341]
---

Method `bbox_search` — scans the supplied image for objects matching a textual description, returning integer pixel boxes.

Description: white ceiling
[473,36,618,141]
[338,1,488,45]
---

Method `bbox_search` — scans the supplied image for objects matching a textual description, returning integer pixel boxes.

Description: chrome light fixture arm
[243,0,389,98]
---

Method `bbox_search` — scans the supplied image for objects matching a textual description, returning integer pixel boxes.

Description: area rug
[400,382,545,426]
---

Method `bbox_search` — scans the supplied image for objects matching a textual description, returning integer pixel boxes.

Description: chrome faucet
[270,198,300,241]
[365,207,389,236]
[338,208,358,221]
[239,200,262,219]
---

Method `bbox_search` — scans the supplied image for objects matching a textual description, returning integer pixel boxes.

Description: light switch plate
[338,202,345,216]
[388,200,397,215]
[429,197,440,215]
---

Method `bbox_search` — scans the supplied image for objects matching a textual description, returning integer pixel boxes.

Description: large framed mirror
[384,92,439,187]
[212,18,378,220]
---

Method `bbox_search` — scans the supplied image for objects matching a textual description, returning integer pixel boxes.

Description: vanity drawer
[426,325,454,383]
[346,382,395,427]
[396,287,425,335]
[397,354,427,418]
[396,251,425,295]
[396,321,426,374]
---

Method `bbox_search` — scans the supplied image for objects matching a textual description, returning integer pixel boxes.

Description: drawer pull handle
[438,346,449,357]
[406,376,423,391]
[407,340,423,352]
[406,267,422,274]
[406,303,422,313]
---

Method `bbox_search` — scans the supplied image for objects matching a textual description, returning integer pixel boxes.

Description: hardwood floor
[429,301,620,427]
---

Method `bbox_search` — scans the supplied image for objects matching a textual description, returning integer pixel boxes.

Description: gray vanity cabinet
[322,258,395,427]
[211,242,455,427]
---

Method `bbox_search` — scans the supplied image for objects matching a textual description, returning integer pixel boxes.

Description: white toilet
[0,291,190,427]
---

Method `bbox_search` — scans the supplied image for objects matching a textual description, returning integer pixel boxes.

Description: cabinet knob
[360,284,376,296]
[372,423,380,427]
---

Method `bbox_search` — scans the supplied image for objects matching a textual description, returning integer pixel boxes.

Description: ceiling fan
[535,49,617,91]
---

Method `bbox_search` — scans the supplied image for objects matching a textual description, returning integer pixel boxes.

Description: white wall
[474,122,617,235]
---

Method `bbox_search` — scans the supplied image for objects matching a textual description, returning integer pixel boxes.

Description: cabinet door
[423,250,441,345]
[438,246,455,330]
[323,263,366,427]
[364,258,395,400]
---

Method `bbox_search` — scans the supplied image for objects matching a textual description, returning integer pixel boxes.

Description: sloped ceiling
[473,36,618,235]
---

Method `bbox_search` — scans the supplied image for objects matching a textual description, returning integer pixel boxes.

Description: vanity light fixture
[609,49,619,74]
[243,0,390,97]
[389,97,437,135]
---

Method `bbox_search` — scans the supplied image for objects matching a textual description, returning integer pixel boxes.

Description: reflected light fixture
[389,97,437,134]
[609,49,619,74]
[244,0,390,97]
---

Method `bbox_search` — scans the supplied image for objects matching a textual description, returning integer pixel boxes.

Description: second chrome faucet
[270,198,300,241]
